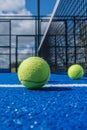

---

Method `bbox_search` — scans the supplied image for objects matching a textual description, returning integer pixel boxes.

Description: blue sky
[26,0,56,16]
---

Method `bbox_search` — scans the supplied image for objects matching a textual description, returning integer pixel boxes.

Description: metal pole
[73,17,76,64]
[9,20,11,72]
[37,0,40,55]
[55,35,57,72]
[35,17,38,56]
[16,36,18,72]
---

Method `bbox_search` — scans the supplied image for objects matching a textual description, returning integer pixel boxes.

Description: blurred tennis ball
[18,57,50,89]
[68,64,84,80]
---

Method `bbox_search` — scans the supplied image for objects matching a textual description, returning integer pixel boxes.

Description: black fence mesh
[38,17,87,74]
[0,16,87,74]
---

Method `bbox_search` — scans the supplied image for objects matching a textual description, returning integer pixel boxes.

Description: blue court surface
[0,73,87,130]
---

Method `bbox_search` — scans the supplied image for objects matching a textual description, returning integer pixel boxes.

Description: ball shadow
[37,87,72,91]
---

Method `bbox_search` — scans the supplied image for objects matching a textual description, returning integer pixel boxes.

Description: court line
[0,84,87,87]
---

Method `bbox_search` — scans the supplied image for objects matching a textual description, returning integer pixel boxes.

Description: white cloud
[18,9,32,15]
[0,0,24,13]
[12,20,35,35]
[0,0,32,15]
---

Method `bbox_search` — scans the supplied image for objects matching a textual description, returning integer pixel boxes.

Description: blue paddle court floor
[0,73,87,130]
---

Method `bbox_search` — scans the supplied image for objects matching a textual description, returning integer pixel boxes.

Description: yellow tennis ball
[18,57,50,89]
[68,64,84,80]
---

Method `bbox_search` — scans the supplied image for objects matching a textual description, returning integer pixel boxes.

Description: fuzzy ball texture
[68,64,84,80]
[18,57,50,89]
